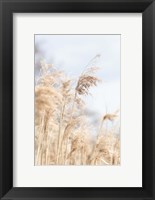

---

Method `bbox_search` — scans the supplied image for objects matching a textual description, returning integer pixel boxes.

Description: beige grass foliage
[35,59,120,165]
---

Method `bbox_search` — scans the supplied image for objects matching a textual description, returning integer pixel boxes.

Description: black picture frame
[0,0,155,199]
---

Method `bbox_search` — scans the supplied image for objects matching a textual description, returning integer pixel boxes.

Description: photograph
[1,0,154,199]
[34,34,120,165]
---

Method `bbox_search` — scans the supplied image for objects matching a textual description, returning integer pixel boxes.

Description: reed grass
[35,59,120,165]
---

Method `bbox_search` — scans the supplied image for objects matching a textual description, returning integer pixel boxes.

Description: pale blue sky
[35,35,120,127]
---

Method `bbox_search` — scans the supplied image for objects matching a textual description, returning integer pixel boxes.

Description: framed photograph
[0,0,155,199]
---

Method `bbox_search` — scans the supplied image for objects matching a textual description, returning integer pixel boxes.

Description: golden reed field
[35,58,120,165]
